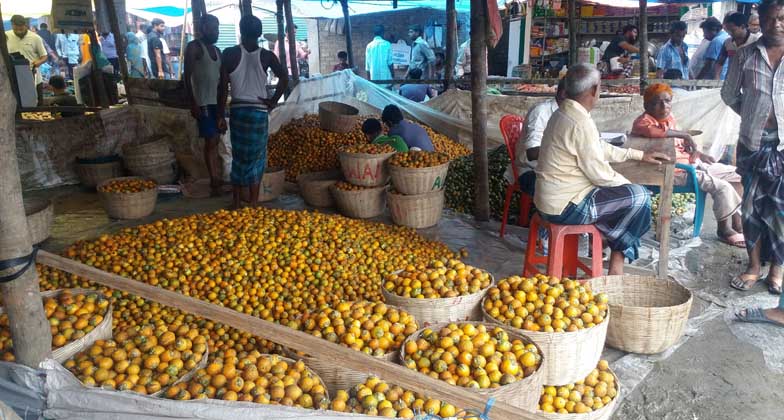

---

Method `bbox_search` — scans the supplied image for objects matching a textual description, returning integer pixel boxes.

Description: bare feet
[608,251,625,275]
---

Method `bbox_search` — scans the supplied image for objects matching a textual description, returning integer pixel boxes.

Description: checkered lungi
[737,130,784,266]
[229,107,268,186]
[541,184,652,261]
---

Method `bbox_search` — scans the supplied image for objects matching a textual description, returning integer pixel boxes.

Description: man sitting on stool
[534,64,668,275]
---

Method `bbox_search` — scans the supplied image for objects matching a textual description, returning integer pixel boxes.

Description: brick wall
[315,8,469,77]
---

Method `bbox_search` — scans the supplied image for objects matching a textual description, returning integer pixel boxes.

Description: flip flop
[768,277,783,295]
[735,307,784,328]
[719,233,746,248]
[730,273,761,291]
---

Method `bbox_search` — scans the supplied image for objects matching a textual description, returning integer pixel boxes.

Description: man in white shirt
[6,15,48,105]
[365,25,393,82]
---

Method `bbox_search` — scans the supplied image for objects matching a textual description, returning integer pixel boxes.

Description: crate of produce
[24,198,53,245]
[587,275,692,354]
[329,182,386,219]
[318,101,359,133]
[389,151,450,195]
[1,289,112,363]
[75,155,124,188]
[297,170,341,208]
[381,259,494,326]
[537,360,620,419]
[287,301,418,396]
[387,188,444,229]
[400,322,545,410]
[482,275,609,385]
[338,144,396,187]
[98,177,158,219]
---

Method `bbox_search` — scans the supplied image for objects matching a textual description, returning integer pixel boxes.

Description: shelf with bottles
[531,21,570,38]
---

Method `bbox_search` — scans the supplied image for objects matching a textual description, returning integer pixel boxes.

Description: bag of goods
[538,360,620,419]
[330,375,461,418]
[389,151,451,195]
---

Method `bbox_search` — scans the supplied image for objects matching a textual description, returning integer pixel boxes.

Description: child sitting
[631,83,743,248]
[361,118,408,152]
[45,75,81,118]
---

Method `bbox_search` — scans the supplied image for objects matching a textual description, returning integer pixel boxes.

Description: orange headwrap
[643,83,673,105]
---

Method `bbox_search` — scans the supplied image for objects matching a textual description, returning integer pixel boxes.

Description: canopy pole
[339,0,355,68]
[471,0,490,221]
[275,0,289,98]
[0,3,21,110]
[445,0,457,90]
[105,0,129,81]
[178,0,188,80]
[568,0,577,65]
[88,30,111,107]
[240,0,252,17]
[192,0,207,37]
[639,0,648,90]
[284,0,300,84]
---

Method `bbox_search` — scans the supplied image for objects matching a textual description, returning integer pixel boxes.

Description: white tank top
[229,46,269,109]
[191,40,221,106]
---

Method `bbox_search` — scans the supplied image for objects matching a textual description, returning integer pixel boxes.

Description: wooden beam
[471,0,490,221]
[240,0,253,17]
[88,30,111,107]
[445,0,457,90]
[568,0,577,65]
[275,0,289,97]
[192,0,207,38]
[0,4,22,110]
[639,0,648,90]
[339,0,355,68]
[0,55,51,368]
[105,0,129,81]
[283,0,300,84]
[37,250,548,420]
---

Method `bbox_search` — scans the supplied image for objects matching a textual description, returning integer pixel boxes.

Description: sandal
[735,307,784,328]
[719,233,746,248]
[767,277,783,295]
[730,273,761,291]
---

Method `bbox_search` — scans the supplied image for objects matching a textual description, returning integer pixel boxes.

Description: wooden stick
[104,0,129,81]
[657,163,674,279]
[639,0,648,90]
[283,0,299,84]
[37,250,547,420]
[471,0,490,221]
[339,0,354,68]
[0,4,22,110]
[568,0,577,65]
[445,0,457,91]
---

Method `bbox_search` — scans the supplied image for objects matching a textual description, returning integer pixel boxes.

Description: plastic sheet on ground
[724,293,784,374]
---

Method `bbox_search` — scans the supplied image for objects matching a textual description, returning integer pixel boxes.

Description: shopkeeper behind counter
[602,25,640,77]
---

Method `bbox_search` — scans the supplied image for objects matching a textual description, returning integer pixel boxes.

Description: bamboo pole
[0,59,51,368]
[275,0,289,97]
[240,0,252,17]
[177,0,189,80]
[471,0,490,221]
[283,0,300,83]
[639,0,648,90]
[192,0,207,38]
[445,0,457,90]
[104,0,129,81]
[339,0,354,68]
[568,0,577,65]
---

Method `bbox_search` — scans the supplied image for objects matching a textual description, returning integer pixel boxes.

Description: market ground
[24,186,784,420]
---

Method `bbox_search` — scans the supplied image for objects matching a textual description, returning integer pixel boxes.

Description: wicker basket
[339,151,396,187]
[24,198,53,245]
[122,138,174,167]
[260,167,286,202]
[538,370,621,420]
[400,322,545,410]
[98,177,158,220]
[387,188,444,229]
[286,349,394,396]
[297,171,341,208]
[381,275,493,326]
[330,184,386,219]
[0,289,113,363]
[482,303,609,386]
[587,275,692,355]
[127,161,177,185]
[318,101,359,133]
[389,161,450,195]
[75,159,124,188]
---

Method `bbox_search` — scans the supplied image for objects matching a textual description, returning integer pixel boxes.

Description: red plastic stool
[523,213,604,279]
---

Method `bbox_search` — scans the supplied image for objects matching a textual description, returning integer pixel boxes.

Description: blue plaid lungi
[229,107,268,186]
[737,130,784,266]
[542,184,652,261]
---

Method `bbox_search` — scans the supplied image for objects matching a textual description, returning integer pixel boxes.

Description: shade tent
[584,0,723,6]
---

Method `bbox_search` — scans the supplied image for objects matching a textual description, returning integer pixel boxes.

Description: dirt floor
[23,186,784,420]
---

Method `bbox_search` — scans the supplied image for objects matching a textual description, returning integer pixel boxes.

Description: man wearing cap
[5,15,48,105]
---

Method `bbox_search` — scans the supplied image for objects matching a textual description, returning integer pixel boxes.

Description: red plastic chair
[499,114,533,237]
[523,213,604,280]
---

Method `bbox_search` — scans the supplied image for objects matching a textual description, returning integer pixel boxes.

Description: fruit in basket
[383,258,492,299]
[299,301,418,357]
[63,322,207,394]
[333,181,379,192]
[165,352,327,407]
[98,179,156,193]
[0,290,110,362]
[389,151,450,168]
[331,376,460,418]
[484,275,609,333]
[538,360,617,414]
[343,143,396,154]
[402,323,541,389]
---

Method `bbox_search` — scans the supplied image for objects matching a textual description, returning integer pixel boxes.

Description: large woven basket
[297,170,341,208]
[318,101,359,133]
[587,275,692,355]
[482,303,609,386]
[389,161,450,195]
[286,349,395,396]
[24,198,53,245]
[127,161,177,185]
[381,274,494,326]
[538,370,621,420]
[330,184,386,219]
[387,188,444,229]
[400,322,545,410]
[0,289,113,363]
[339,150,396,187]
[122,137,174,167]
[260,167,286,202]
[98,177,158,220]
[75,158,124,188]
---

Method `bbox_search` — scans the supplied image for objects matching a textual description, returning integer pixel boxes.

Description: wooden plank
[611,136,677,186]
[36,250,547,420]
[657,164,675,279]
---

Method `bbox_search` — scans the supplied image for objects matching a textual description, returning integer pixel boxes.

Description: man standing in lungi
[723,0,784,326]
[534,64,669,275]
[219,15,288,209]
